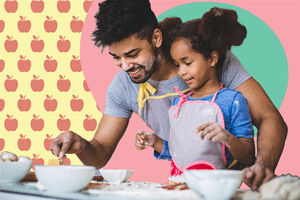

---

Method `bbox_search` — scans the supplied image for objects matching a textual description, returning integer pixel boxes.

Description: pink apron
[168,84,226,176]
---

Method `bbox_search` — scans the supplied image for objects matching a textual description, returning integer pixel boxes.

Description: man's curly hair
[92,0,159,50]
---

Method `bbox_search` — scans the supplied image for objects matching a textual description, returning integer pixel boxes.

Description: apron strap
[137,82,157,116]
[173,87,194,119]
[210,84,223,103]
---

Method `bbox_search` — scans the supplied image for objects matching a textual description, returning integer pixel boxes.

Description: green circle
[158,2,288,110]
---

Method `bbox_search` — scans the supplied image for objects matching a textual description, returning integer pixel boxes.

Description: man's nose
[121,58,133,71]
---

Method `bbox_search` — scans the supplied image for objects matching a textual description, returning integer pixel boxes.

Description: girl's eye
[186,62,192,66]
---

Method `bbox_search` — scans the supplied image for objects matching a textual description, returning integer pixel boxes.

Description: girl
[135,7,255,177]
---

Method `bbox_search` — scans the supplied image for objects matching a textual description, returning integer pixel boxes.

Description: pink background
[80,0,300,184]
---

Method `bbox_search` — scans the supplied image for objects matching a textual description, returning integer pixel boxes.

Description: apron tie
[173,86,194,119]
[137,82,156,116]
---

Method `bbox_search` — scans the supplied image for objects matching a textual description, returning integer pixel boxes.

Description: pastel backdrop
[1,0,299,188]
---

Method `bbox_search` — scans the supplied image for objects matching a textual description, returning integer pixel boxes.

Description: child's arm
[196,122,255,166]
[134,130,164,153]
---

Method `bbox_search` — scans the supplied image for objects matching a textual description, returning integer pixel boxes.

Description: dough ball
[0,151,18,162]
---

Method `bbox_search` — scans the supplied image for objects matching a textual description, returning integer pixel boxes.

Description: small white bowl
[35,165,95,193]
[0,160,33,182]
[99,169,134,183]
[184,170,244,200]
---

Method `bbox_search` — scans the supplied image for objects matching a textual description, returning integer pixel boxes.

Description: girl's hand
[134,130,155,150]
[195,122,231,144]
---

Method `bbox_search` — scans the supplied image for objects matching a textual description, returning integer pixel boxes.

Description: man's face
[108,34,158,83]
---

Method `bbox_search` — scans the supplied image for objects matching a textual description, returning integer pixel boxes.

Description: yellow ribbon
[137,82,156,116]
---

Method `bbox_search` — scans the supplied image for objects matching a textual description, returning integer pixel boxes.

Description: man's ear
[152,28,163,48]
[210,51,219,67]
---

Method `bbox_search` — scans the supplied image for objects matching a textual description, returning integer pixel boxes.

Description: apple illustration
[59,157,71,165]
[4,0,18,13]
[4,114,18,131]
[83,0,93,13]
[70,55,82,72]
[18,134,31,151]
[0,138,5,151]
[18,94,31,112]
[31,0,44,13]
[83,114,97,131]
[57,114,71,131]
[18,16,31,33]
[57,0,70,13]
[31,75,44,92]
[57,75,71,92]
[31,114,44,131]
[31,35,44,52]
[32,154,44,170]
[5,75,18,92]
[5,35,18,52]
[83,80,90,92]
[70,16,83,33]
[57,35,70,52]
[44,55,57,72]
[0,20,5,33]
[44,16,57,33]
[0,99,5,112]
[44,134,53,151]
[0,59,4,72]
[70,95,84,111]
[44,94,58,112]
[18,55,31,72]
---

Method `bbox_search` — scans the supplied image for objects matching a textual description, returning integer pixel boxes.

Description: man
[50,0,287,191]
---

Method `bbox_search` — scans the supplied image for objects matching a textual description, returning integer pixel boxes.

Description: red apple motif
[4,114,18,131]
[59,157,71,165]
[44,55,57,72]
[57,114,71,131]
[57,35,70,52]
[83,80,90,92]
[44,16,57,33]
[18,134,31,151]
[18,95,31,112]
[70,55,82,72]
[31,114,44,131]
[83,114,97,131]
[5,36,18,52]
[31,75,44,92]
[5,75,18,92]
[57,0,70,13]
[83,0,93,13]
[70,16,83,33]
[0,138,5,151]
[70,95,84,111]
[0,59,4,72]
[0,99,5,112]
[18,16,31,33]
[18,55,31,72]
[31,35,44,52]
[5,0,18,13]
[44,134,53,151]
[57,75,71,92]
[44,95,58,112]
[0,20,5,33]
[31,0,44,13]
[32,154,44,170]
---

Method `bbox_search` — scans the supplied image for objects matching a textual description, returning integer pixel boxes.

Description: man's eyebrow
[108,52,117,56]
[124,48,139,56]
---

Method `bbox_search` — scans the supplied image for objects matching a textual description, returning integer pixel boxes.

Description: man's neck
[150,48,178,81]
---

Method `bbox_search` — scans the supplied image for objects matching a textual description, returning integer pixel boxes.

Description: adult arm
[51,114,129,169]
[235,77,288,191]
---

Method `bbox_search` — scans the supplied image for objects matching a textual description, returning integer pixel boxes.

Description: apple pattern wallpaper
[0,0,101,169]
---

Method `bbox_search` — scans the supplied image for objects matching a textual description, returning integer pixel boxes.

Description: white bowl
[35,165,95,193]
[0,160,33,182]
[99,169,134,183]
[184,170,244,200]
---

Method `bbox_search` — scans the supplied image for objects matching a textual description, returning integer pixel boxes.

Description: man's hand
[196,122,231,144]
[50,130,87,159]
[134,130,155,150]
[243,162,276,191]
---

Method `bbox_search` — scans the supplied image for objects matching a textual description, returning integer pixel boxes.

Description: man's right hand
[50,130,87,159]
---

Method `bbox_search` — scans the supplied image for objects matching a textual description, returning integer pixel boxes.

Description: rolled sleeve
[153,140,172,161]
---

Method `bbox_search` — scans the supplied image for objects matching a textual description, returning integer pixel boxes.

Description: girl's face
[170,38,217,92]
